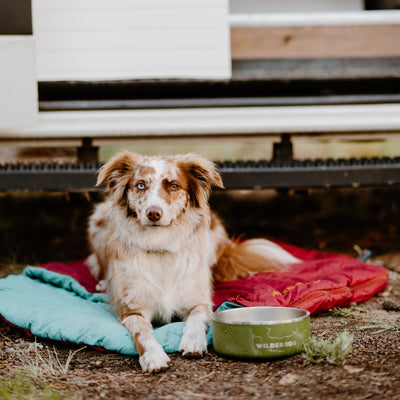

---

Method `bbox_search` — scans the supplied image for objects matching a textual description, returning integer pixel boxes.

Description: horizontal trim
[38,94,400,111]
[37,74,400,101]
[229,0,364,15]
[0,36,35,44]
[231,58,400,80]
[2,158,400,191]
[1,104,400,140]
[229,10,400,27]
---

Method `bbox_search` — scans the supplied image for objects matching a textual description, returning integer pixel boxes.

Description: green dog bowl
[212,306,311,359]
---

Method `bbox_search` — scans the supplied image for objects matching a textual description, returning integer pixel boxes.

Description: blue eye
[136,182,145,190]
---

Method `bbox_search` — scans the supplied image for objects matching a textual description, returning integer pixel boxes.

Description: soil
[1,187,400,400]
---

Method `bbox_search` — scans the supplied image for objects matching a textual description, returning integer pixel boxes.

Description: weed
[1,335,85,381]
[0,337,85,399]
[18,344,85,380]
[360,318,400,334]
[299,331,354,365]
[328,306,366,319]
[17,339,86,381]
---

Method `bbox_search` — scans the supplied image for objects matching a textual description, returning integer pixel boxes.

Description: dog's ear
[97,151,141,191]
[179,154,224,208]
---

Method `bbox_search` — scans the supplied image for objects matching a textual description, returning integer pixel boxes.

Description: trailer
[1,0,400,191]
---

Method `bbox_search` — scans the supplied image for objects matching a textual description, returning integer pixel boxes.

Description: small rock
[278,373,299,386]
[344,365,364,374]
[28,342,44,352]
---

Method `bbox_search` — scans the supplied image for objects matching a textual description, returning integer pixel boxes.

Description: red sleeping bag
[35,241,388,315]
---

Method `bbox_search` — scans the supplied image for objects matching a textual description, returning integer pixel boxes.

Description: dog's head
[97,152,224,227]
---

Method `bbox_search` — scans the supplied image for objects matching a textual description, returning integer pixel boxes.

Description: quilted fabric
[214,242,388,315]
[0,242,388,354]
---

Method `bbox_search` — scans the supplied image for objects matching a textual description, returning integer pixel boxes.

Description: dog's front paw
[179,332,208,358]
[139,347,171,373]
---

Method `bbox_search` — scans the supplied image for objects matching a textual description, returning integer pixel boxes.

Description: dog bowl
[212,306,310,359]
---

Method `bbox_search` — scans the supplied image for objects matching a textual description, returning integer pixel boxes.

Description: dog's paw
[139,348,171,373]
[95,280,107,292]
[179,333,208,358]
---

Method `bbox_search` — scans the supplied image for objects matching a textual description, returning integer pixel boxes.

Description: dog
[87,151,299,372]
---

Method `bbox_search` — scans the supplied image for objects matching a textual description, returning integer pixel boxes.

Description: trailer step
[1,157,400,191]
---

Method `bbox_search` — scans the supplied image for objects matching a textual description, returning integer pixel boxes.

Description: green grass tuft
[360,318,400,334]
[0,372,70,400]
[0,336,85,399]
[328,306,366,319]
[299,330,354,365]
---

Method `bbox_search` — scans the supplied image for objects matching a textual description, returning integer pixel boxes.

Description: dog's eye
[170,183,180,191]
[136,182,146,190]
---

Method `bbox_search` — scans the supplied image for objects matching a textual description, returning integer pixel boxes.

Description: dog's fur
[87,152,299,372]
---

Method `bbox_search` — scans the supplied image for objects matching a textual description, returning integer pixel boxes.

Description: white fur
[239,239,299,266]
[122,314,171,372]
[87,152,298,373]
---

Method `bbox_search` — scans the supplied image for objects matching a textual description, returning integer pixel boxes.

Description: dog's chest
[113,249,210,323]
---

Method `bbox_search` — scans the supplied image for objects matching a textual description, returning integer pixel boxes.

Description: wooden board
[231,25,400,59]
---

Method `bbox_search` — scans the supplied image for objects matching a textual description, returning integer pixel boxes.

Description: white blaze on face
[145,158,166,209]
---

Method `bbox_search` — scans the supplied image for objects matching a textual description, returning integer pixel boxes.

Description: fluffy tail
[213,238,300,283]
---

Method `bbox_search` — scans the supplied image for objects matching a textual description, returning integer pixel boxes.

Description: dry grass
[0,336,84,400]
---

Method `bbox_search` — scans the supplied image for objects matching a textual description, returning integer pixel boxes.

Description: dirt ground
[1,187,400,399]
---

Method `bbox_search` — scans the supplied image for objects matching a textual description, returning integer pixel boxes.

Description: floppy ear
[179,154,224,208]
[97,151,142,194]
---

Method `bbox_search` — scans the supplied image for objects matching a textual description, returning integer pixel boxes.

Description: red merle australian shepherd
[87,152,298,372]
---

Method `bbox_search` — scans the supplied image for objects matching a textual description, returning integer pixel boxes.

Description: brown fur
[87,152,299,372]
[214,238,296,282]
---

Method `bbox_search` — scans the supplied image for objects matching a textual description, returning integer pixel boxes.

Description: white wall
[0,36,37,130]
[32,0,231,81]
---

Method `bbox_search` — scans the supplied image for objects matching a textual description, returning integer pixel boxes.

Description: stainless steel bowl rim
[212,306,310,326]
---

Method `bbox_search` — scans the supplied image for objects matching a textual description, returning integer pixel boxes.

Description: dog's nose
[146,206,163,222]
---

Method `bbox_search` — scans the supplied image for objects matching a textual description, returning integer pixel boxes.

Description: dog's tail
[213,238,300,283]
